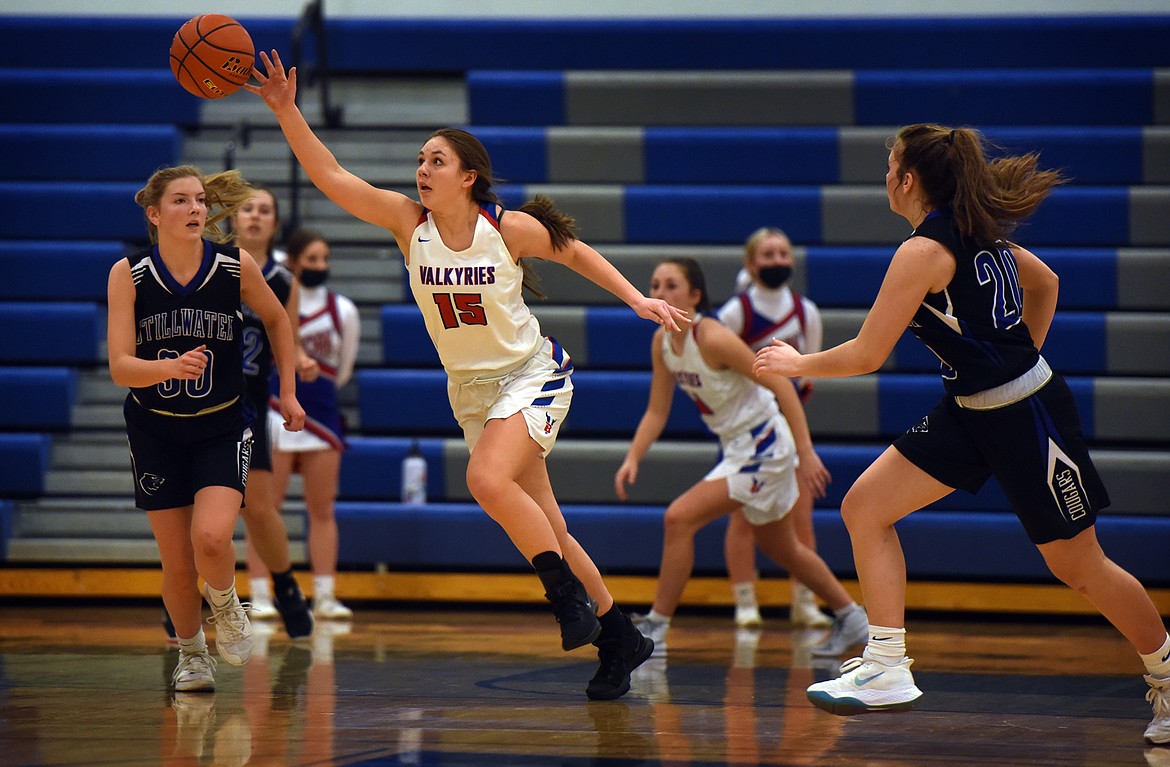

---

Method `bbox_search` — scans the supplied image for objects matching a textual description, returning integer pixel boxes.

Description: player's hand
[795,448,831,500]
[297,354,320,383]
[634,297,690,332]
[280,392,305,432]
[243,49,297,115]
[753,338,802,378]
[614,458,639,501]
[172,345,208,380]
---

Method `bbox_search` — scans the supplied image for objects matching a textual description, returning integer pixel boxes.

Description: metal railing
[286,0,344,236]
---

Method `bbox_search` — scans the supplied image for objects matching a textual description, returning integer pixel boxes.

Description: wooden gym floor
[0,602,1164,767]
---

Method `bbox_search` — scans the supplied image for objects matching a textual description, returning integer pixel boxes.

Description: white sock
[314,575,336,602]
[204,581,237,609]
[1140,633,1170,678]
[733,582,757,611]
[178,628,207,653]
[865,624,907,665]
[250,577,271,603]
[647,609,673,625]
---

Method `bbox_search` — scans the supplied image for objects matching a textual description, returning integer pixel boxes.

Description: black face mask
[757,265,792,289]
[299,268,329,288]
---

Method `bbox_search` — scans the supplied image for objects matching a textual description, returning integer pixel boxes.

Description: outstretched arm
[244,50,421,246]
[754,237,953,380]
[502,210,690,330]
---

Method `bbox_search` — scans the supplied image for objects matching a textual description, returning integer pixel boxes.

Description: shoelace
[173,651,217,683]
[839,656,866,674]
[208,601,252,638]
[1149,683,1170,717]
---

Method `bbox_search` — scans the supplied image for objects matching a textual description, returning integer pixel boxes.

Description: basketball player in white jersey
[615,258,867,657]
[248,50,688,700]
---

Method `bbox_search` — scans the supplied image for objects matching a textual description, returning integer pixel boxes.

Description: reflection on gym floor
[0,605,1161,766]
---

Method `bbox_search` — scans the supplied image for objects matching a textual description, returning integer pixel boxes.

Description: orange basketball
[169,14,255,99]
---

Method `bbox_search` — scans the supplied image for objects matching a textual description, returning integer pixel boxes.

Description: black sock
[272,568,296,592]
[530,551,562,572]
[597,606,629,639]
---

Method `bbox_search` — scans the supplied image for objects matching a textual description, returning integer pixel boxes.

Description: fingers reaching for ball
[242,50,298,112]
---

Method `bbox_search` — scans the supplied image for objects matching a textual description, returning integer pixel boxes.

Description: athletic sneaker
[172,648,217,692]
[312,596,354,621]
[587,611,656,700]
[631,613,670,655]
[734,605,763,628]
[248,598,279,621]
[1146,674,1170,745]
[809,605,869,657]
[273,578,314,638]
[806,652,923,715]
[790,584,833,628]
[204,586,253,666]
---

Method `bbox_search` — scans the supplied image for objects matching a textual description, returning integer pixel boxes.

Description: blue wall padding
[321,18,1170,72]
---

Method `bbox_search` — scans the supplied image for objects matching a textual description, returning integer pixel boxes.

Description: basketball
[169,14,255,99]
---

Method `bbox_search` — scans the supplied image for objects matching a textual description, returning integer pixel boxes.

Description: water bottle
[401,440,427,504]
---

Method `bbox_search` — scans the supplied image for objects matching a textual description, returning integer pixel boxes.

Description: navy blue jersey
[241,256,293,404]
[907,211,1040,396]
[128,240,245,416]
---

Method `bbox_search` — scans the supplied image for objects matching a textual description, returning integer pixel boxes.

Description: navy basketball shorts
[244,389,273,472]
[893,374,1109,545]
[124,397,253,511]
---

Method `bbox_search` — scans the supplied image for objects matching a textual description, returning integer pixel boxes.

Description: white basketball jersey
[407,205,542,377]
[660,316,782,441]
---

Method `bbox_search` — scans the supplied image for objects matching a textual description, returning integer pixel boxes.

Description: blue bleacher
[0,125,180,182]
[0,368,77,431]
[0,434,52,497]
[2,69,199,126]
[383,303,1169,378]
[468,68,1159,127]
[0,242,125,302]
[475,126,1156,186]
[487,184,1147,248]
[2,13,1167,595]
[334,501,1169,584]
[0,182,145,240]
[0,303,102,364]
